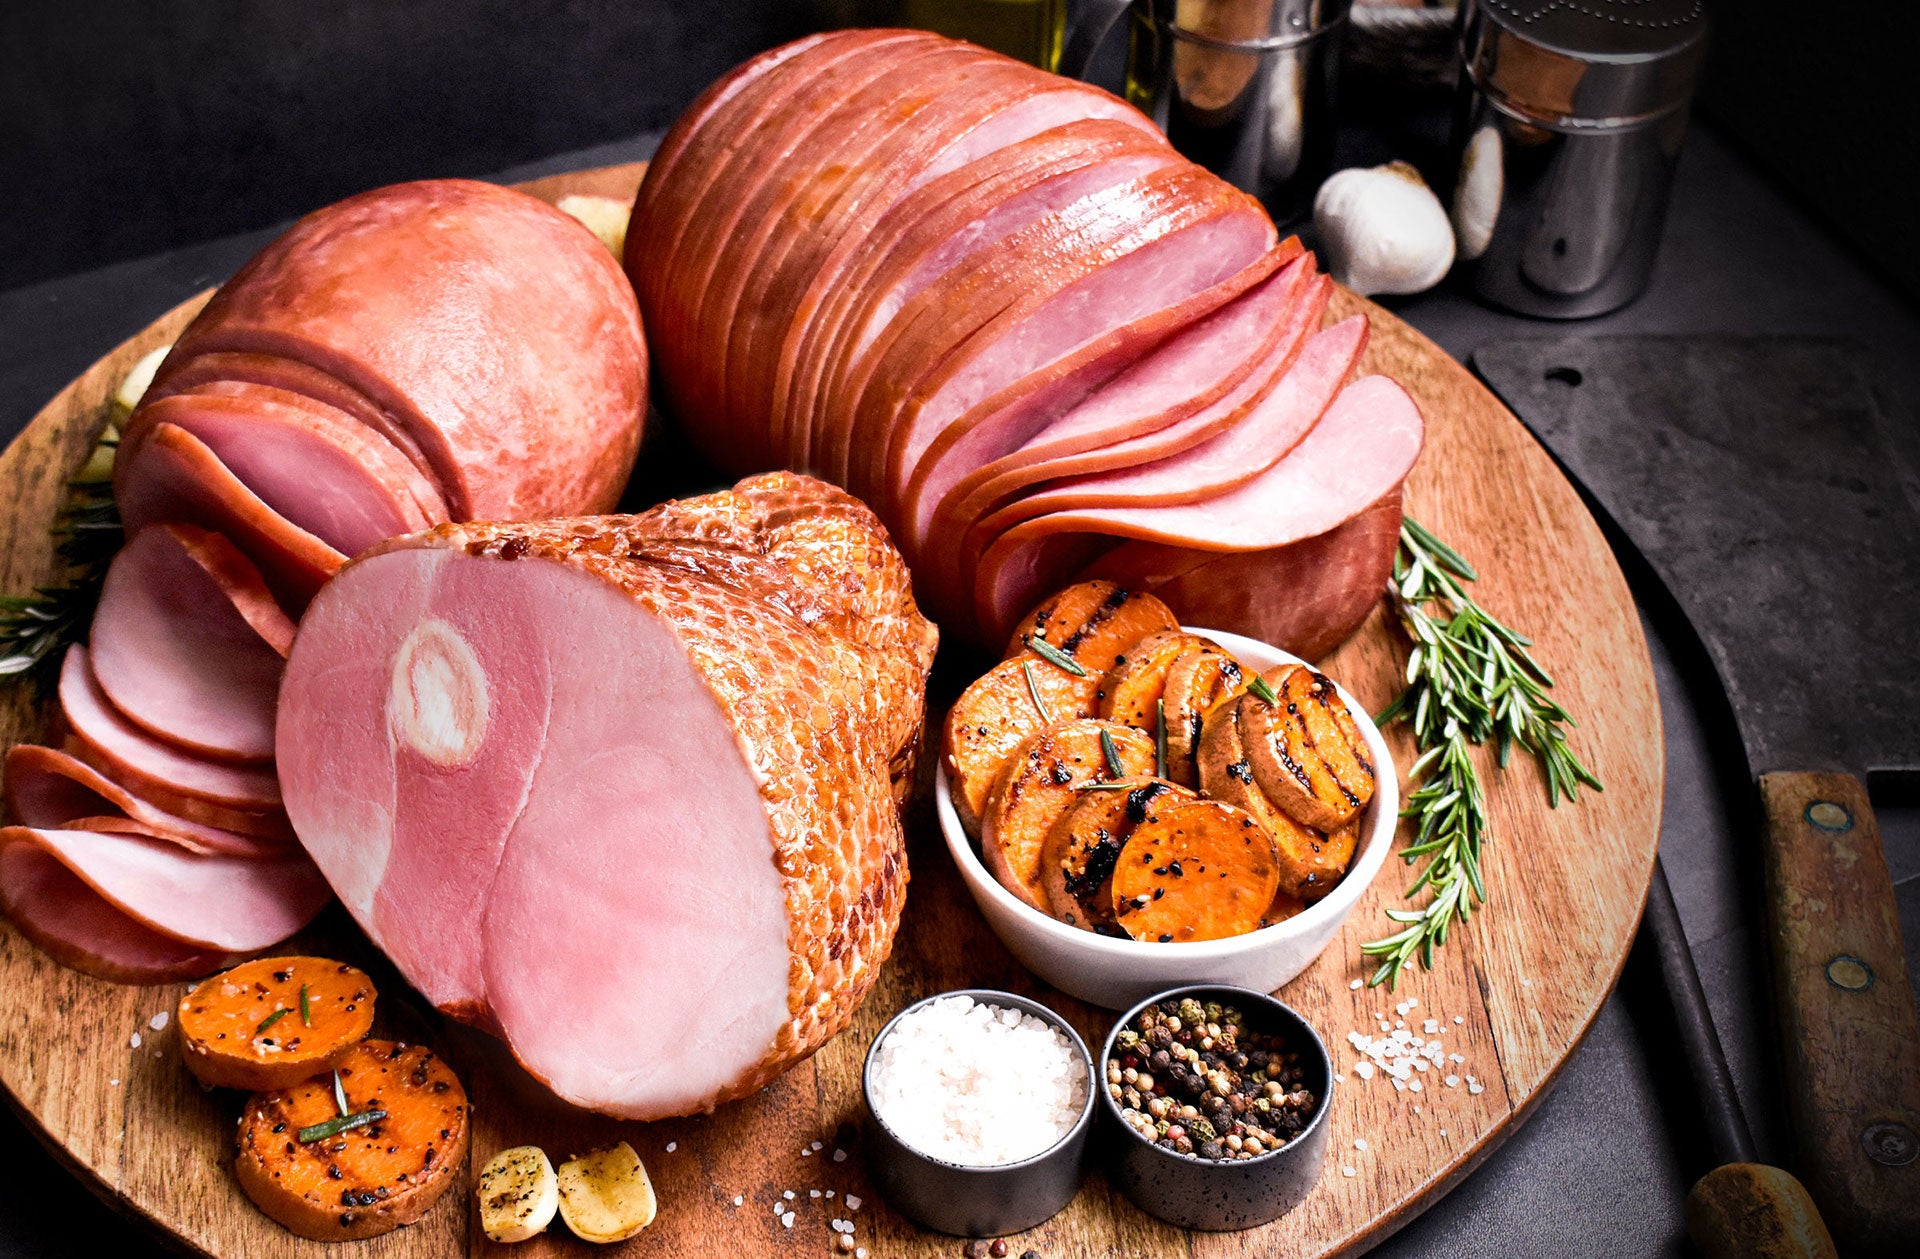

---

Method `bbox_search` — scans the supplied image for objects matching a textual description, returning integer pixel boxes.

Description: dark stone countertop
[1,120,1916,1258]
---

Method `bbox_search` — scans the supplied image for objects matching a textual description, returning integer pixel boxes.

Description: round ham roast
[276,474,937,1119]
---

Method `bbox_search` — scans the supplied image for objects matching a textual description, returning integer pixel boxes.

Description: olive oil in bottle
[901,0,1067,71]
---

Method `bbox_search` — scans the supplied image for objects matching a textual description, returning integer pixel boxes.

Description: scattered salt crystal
[1391,1077,1406,1092]
[811,1140,825,1151]
[867,995,1086,1167]
[1409,1080,1424,1093]
[1340,1166,1356,1177]
[1377,1021,1390,1032]
[1445,1075,1460,1087]
[1394,1002,1411,1017]
[825,1190,836,1199]
[1423,1019,1441,1034]
[801,1148,812,1156]
[1394,1020,1405,1030]
[1449,1053,1465,1064]
[1469,1080,1486,1095]
[858,1249,869,1258]
[832,1148,847,1163]
[1521,978,1532,987]
[1454,1016,1465,1025]
[733,1196,744,1207]
[810,1190,822,1199]
[833,1219,853,1233]
[780,1212,795,1228]
[129,1032,141,1049]
[665,1142,677,1153]
[148,1011,169,1031]
[1353,1062,1375,1080]
[1439,1128,1448,1137]
[782,1190,796,1200]
[109,1079,119,1087]
[1353,1138,1368,1151]
[1349,979,1364,990]
[845,1195,862,1211]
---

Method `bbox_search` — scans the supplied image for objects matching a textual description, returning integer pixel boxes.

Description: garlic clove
[1313,162,1457,297]
[1452,127,1504,262]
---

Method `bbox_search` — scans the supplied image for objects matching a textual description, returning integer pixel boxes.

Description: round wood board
[0,162,1662,1258]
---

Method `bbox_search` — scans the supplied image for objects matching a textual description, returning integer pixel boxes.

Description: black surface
[1474,335,1920,784]
[4,110,1920,1259]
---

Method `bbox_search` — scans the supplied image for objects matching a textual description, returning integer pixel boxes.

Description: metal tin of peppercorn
[1449,0,1710,318]
[861,988,1097,1237]
[1098,984,1334,1230]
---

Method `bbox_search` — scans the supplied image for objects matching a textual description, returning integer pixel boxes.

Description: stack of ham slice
[627,31,1424,655]
[2,179,648,983]
[276,473,937,1119]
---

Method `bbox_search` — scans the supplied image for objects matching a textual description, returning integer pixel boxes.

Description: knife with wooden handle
[1475,335,1920,1255]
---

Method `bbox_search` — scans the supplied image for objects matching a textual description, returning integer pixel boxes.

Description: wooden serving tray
[0,162,1662,1257]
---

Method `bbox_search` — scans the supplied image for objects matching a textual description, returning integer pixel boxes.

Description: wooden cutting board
[0,162,1662,1258]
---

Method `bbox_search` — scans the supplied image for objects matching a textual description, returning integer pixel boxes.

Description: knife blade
[1475,334,1920,1256]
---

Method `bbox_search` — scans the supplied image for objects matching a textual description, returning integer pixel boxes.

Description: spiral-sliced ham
[630,31,1419,654]
[3,745,288,856]
[277,474,935,1119]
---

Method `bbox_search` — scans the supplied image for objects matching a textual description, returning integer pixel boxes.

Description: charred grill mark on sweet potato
[1041,778,1197,933]
[1159,639,1249,787]
[982,719,1157,909]
[1240,665,1375,831]
[942,656,1099,835]
[1097,629,1198,731]
[1109,800,1280,942]
[1198,701,1358,901]
[1002,580,1179,677]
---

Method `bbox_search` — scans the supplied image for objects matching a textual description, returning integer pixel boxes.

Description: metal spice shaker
[1448,0,1709,318]
[1062,1,1353,223]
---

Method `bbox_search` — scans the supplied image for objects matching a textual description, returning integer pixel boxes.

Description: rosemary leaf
[1024,635,1089,677]
[1155,698,1168,780]
[1021,659,1053,725]
[299,983,312,1027]
[1247,674,1278,706]
[1100,727,1123,778]
[332,1069,350,1118]
[298,1110,386,1144]
[255,1008,290,1035]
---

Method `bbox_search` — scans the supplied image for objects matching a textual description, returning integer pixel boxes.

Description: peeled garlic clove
[114,343,172,413]
[557,1141,657,1244]
[1452,127,1504,261]
[556,194,632,258]
[1313,162,1456,297]
[477,1145,560,1243]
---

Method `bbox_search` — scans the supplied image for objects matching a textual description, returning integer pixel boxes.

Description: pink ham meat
[276,474,936,1119]
[132,178,645,524]
[89,523,290,764]
[974,375,1427,638]
[0,826,327,953]
[3,744,289,856]
[115,421,346,609]
[59,645,286,827]
[0,842,238,983]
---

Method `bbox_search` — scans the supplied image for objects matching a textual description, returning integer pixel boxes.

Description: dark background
[4,1,1919,299]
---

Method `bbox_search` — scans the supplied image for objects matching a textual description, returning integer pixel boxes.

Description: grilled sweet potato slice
[1198,702,1359,901]
[1159,637,1248,786]
[1002,580,1179,678]
[235,1039,469,1241]
[982,719,1156,909]
[1096,629,1196,729]
[178,956,376,1090]
[943,655,1100,835]
[1041,779,1196,933]
[1109,799,1280,943]
[1240,665,1375,831]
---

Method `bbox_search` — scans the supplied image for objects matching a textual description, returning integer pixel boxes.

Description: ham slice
[116,421,345,610]
[59,645,285,823]
[276,474,936,1119]
[3,744,289,856]
[0,826,327,953]
[0,840,237,983]
[974,375,1427,635]
[89,523,289,763]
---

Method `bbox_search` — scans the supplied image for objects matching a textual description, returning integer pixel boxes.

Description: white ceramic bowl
[935,628,1397,1010]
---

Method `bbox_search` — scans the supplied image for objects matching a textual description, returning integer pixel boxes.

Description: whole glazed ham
[628,30,1424,653]
[1,179,648,984]
[276,474,937,1119]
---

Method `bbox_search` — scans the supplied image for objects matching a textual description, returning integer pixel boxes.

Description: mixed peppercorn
[1106,997,1318,1160]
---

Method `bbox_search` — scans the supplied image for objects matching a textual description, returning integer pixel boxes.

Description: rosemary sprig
[0,428,122,693]
[1247,674,1279,706]
[299,983,312,1027]
[1361,516,1602,988]
[255,1007,290,1035]
[1021,659,1053,724]
[1100,727,1123,777]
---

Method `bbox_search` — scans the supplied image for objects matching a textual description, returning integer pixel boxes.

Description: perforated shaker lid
[1459,0,1710,130]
